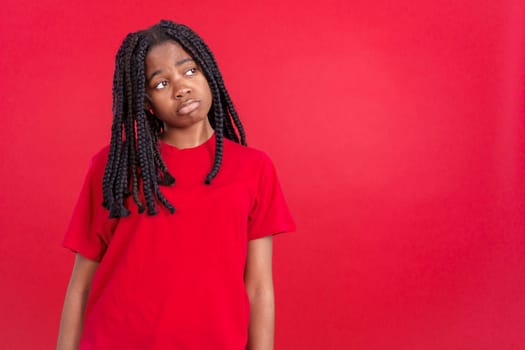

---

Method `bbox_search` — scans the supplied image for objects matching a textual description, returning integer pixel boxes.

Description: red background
[1,0,524,349]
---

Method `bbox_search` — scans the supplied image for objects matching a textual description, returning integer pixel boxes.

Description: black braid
[102,19,247,217]
[134,39,160,215]
[102,33,137,213]
[122,36,145,213]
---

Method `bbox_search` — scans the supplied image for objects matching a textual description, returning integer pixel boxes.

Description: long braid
[134,40,160,215]
[206,86,225,184]
[144,121,175,212]
[122,35,146,213]
[114,135,131,217]
[102,20,247,217]
[146,112,174,186]
[221,113,236,141]
[126,105,145,213]
[102,34,135,212]
[218,80,246,145]
[109,36,140,218]
[143,108,175,213]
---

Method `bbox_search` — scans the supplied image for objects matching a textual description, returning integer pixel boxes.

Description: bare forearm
[56,288,89,350]
[246,288,275,350]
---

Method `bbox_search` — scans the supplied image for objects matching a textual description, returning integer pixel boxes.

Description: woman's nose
[175,87,191,99]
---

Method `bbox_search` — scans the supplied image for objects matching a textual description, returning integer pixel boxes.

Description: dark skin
[144,40,214,149]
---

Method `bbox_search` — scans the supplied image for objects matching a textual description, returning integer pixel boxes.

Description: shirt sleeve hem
[61,241,103,262]
[248,223,297,240]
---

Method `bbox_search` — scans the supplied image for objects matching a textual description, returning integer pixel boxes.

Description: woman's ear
[144,91,152,107]
[144,100,155,115]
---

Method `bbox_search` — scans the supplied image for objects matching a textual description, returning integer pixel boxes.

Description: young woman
[56,19,296,350]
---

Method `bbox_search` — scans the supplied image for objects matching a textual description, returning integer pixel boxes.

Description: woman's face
[144,40,213,130]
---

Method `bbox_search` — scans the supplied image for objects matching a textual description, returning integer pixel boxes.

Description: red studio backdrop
[0,1,524,349]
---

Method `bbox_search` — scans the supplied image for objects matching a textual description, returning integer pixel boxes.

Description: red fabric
[62,132,296,350]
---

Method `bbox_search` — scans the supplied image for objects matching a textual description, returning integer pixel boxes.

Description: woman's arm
[244,236,275,350]
[56,253,99,350]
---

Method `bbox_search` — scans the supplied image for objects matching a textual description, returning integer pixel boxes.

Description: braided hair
[102,19,247,218]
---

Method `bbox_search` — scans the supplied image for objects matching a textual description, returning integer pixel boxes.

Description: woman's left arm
[244,236,274,350]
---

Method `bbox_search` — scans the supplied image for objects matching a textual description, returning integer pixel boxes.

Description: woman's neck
[159,121,215,149]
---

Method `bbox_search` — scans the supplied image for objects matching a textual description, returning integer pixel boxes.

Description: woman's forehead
[144,41,197,80]
[147,41,191,60]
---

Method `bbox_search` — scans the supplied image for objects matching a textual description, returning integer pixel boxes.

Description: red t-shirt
[62,132,297,350]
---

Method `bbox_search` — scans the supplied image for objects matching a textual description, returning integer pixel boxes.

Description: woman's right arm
[56,253,99,350]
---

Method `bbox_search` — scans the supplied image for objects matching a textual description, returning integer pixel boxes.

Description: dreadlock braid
[126,103,145,213]
[120,36,145,212]
[102,33,137,211]
[102,19,247,218]
[134,39,161,216]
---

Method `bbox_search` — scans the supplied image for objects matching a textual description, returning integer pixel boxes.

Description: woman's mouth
[178,100,200,115]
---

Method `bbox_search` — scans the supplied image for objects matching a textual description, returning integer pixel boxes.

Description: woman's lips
[177,100,200,115]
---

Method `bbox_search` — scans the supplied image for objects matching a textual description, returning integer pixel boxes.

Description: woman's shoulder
[84,144,111,178]
[90,144,111,164]
[223,137,272,164]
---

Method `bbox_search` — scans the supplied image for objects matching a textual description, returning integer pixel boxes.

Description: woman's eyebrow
[175,57,194,66]
[147,58,195,82]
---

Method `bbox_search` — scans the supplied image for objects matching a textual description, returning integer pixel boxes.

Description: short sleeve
[247,152,297,240]
[61,154,116,262]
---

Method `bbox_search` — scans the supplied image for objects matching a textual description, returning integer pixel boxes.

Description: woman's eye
[185,68,197,76]
[154,81,168,90]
